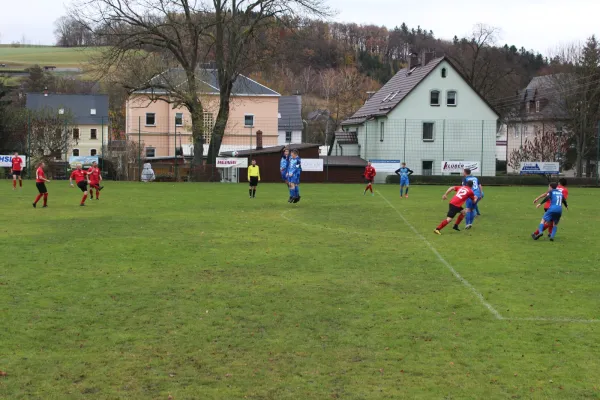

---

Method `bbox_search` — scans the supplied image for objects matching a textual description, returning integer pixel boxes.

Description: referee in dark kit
[247,159,260,198]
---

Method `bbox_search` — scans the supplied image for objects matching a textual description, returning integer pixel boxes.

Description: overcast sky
[0,0,598,55]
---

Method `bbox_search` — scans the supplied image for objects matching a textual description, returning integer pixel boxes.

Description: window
[145,113,156,126]
[389,91,400,101]
[430,90,440,106]
[380,121,385,142]
[441,68,447,78]
[422,122,434,141]
[526,102,530,113]
[90,128,97,140]
[90,149,97,156]
[175,112,183,126]
[73,128,80,140]
[244,114,254,127]
[447,91,457,106]
[203,112,214,144]
[285,131,292,143]
[422,160,434,176]
[514,125,519,138]
[58,108,64,115]
[524,125,529,137]
[72,149,79,156]
[145,147,155,158]
[90,108,96,115]
[535,101,540,112]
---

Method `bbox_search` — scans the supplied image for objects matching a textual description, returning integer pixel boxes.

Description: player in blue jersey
[462,168,483,229]
[394,162,414,198]
[532,182,568,241]
[287,149,302,203]
[280,148,290,187]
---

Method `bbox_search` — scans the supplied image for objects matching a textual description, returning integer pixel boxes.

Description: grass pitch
[1,181,599,399]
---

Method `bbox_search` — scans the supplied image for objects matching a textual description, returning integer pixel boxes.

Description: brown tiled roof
[335,131,358,144]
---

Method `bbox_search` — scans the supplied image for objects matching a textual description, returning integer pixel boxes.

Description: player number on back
[555,193,562,205]
[456,188,468,198]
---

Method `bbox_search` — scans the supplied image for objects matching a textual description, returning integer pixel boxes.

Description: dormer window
[441,68,447,78]
[430,90,440,106]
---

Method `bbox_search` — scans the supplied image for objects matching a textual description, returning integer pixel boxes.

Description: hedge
[384,174,600,187]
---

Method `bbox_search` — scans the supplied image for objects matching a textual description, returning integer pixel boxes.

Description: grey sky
[0,0,598,55]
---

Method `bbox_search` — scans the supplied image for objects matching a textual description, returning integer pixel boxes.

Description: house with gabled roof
[278,95,303,145]
[125,68,280,158]
[338,52,500,177]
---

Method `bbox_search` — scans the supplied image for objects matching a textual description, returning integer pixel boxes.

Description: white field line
[377,191,600,324]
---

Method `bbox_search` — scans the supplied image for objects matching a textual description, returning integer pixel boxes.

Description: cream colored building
[125,69,280,158]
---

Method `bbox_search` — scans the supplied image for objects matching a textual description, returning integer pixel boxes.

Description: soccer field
[1,182,599,399]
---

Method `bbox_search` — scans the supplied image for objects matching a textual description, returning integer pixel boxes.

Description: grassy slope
[0,182,599,399]
[0,46,103,68]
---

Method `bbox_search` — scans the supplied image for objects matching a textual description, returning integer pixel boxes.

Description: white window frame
[90,108,96,115]
[90,128,97,140]
[441,68,447,78]
[244,114,255,128]
[175,112,184,127]
[524,125,529,137]
[72,148,80,157]
[145,113,156,126]
[380,121,385,142]
[422,121,435,142]
[535,101,540,113]
[422,160,434,176]
[430,90,440,106]
[514,125,519,138]
[446,90,457,107]
[145,147,156,158]
[285,131,292,143]
[90,148,97,156]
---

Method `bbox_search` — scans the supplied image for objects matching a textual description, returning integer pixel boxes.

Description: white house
[278,95,303,145]
[339,53,499,179]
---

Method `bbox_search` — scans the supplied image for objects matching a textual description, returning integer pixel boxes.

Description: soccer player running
[533,177,568,237]
[363,162,376,196]
[87,161,104,200]
[532,182,568,241]
[247,159,260,198]
[434,180,478,235]
[10,152,24,190]
[70,164,90,206]
[394,162,413,198]
[287,149,302,203]
[32,162,50,208]
[280,148,290,188]
[462,168,483,229]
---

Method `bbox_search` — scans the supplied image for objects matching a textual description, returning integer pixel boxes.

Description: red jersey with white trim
[545,185,568,207]
[36,167,46,183]
[11,156,23,171]
[364,166,376,179]
[70,169,87,183]
[449,186,476,207]
[87,167,100,184]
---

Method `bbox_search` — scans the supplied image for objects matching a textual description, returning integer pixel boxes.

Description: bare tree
[29,108,77,163]
[508,128,569,175]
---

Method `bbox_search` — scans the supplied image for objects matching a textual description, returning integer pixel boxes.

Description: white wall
[354,60,498,176]
[278,130,302,145]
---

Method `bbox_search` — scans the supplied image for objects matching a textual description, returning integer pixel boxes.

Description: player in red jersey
[10,152,24,190]
[87,161,104,200]
[70,164,90,206]
[533,177,569,237]
[33,162,50,208]
[363,162,376,196]
[434,180,478,235]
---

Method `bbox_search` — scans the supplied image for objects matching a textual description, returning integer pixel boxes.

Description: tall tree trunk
[207,87,232,176]
[190,104,205,166]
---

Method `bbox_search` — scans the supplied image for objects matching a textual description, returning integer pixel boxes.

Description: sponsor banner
[519,162,559,175]
[301,158,324,172]
[369,159,401,173]
[0,155,27,168]
[69,156,98,168]
[216,157,248,168]
[441,161,480,173]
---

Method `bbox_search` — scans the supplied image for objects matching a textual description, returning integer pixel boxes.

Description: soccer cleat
[32,203,36,208]
[434,229,441,235]
[296,196,301,203]
[453,225,460,231]
[80,203,86,206]
[42,205,48,208]
[363,190,366,195]
[531,233,542,240]
[465,224,472,230]
[549,237,555,242]
[288,197,293,203]
[99,186,104,191]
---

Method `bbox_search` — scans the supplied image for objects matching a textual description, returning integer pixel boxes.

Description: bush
[384,174,600,187]
[154,173,176,182]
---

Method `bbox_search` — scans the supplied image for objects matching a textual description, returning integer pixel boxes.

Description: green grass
[0,46,104,68]
[1,182,599,399]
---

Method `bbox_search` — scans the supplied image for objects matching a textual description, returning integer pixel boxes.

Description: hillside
[0,46,103,68]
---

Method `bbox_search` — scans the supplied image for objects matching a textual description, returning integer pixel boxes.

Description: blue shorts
[400,178,409,186]
[466,197,480,209]
[288,174,300,185]
[543,211,562,224]
[281,172,288,181]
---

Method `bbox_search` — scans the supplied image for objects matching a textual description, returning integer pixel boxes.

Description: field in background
[1,182,599,399]
[0,46,103,68]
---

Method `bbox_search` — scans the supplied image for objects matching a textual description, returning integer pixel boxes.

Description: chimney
[408,54,419,72]
[421,51,435,66]
[256,130,263,150]
[366,91,376,100]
